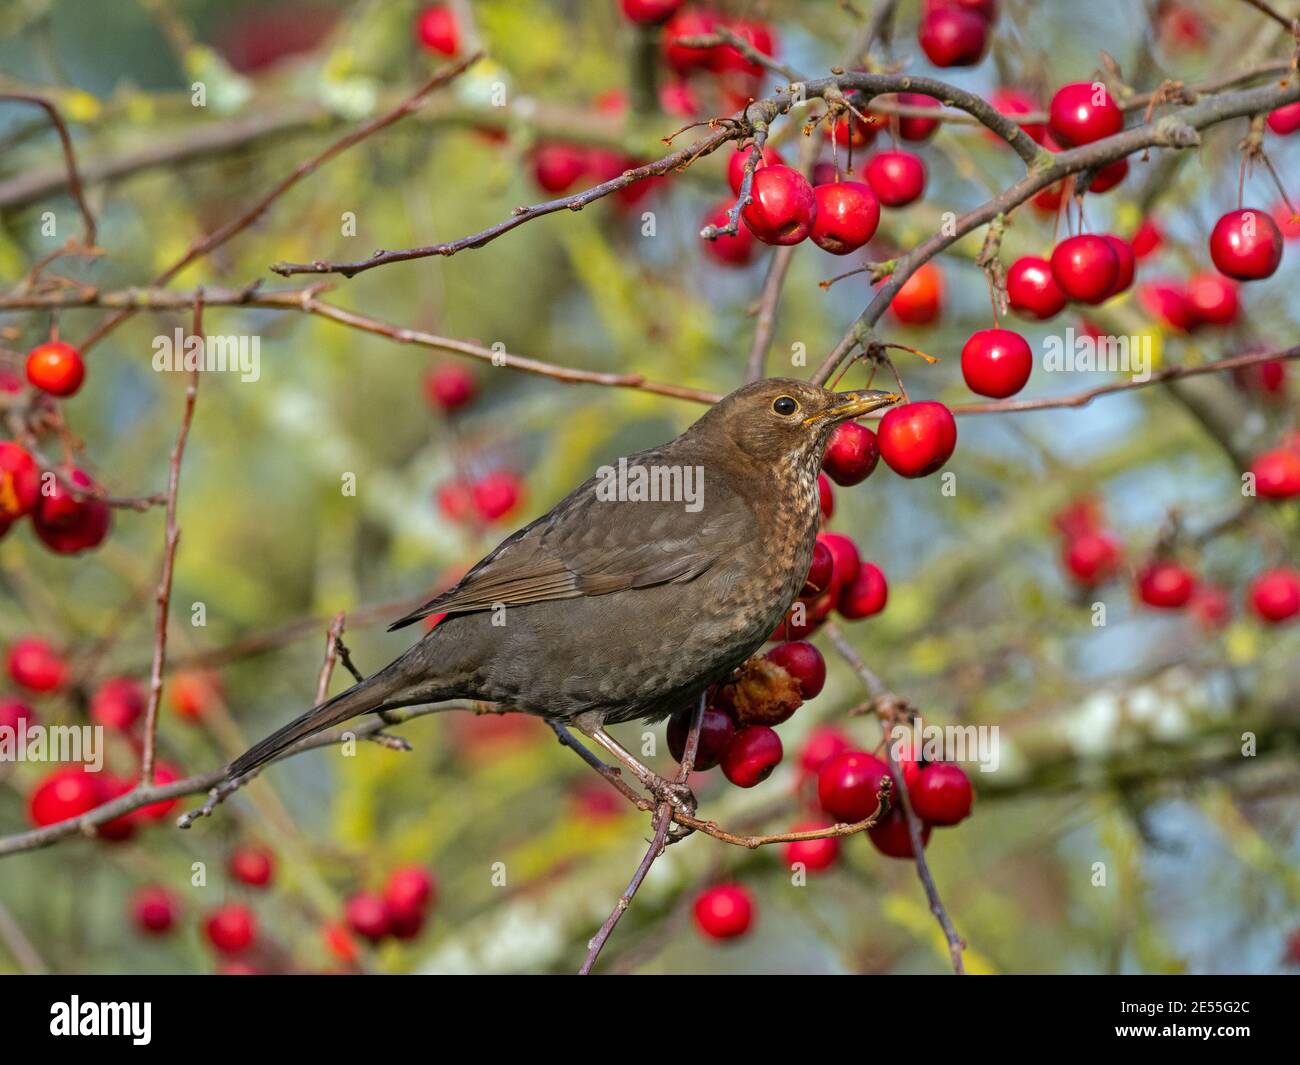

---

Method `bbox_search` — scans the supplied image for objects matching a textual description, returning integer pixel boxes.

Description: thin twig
[0,94,97,244]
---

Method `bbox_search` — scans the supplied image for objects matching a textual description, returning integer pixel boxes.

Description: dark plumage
[227,379,897,781]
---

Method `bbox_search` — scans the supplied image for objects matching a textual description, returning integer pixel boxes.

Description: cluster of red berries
[1138,274,1240,332]
[136,845,274,951]
[0,437,110,556]
[343,866,439,944]
[917,0,998,68]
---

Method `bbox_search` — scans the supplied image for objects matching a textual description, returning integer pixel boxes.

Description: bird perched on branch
[226,378,897,801]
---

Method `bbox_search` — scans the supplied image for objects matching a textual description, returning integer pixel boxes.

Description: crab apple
[784,821,841,871]
[424,363,475,412]
[170,669,222,722]
[895,92,942,140]
[385,866,437,917]
[95,775,138,842]
[1249,569,1300,623]
[765,640,826,698]
[28,766,100,826]
[822,422,880,485]
[1101,235,1136,297]
[989,87,1048,143]
[799,727,852,776]
[1132,217,1164,258]
[741,165,817,246]
[1209,209,1283,280]
[25,340,85,397]
[205,904,256,954]
[1181,274,1238,328]
[693,883,753,940]
[0,698,33,732]
[7,636,66,692]
[890,261,944,324]
[816,531,862,594]
[1054,496,1105,538]
[90,678,145,731]
[1063,531,1123,587]
[662,9,719,73]
[877,401,957,478]
[960,328,1032,398]
[1136,561,1197,609]
[864,150,927,207]
[1267,101,1300,135]
[726,145,785,195]
[769,591,834,641]
[711,17,776,77]
[801,540,835,598]
[132,885,180,935]
[868,806,931,858]
[810,181,880,255]
[620,0,685,24]
[811,162,838,187]
[667,702,736,770]
[531,143,588,194]
[1031,180,1066,216]
[817,750,890,822]
[818,473,835,520]
[1273,200,1300,240]
[229,846,275,888]
[721,725,783,787]
[345,892,391,942]
[32,467,111,554]
[1050,235,1120,304]
[1250,448,1300,499]
[415,5,459,55]
[824,109,883,148]
[701,201,758,266]
[1234,356,1287,396]
[918,5,989,67]
[0,441,40,520]
[1088,158,1128,194]
[910,763,973,825]
[1190,585,1232,629]
[838,561,888,620]
[134,762,183,821]
[929,0,999,18]
[1138,280,1195,332]
[472,470,522,522]
[1007,256,1067,319]
[1048,82,1123,146]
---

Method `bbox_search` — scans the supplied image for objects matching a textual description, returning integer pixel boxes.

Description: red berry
[1273,200,1300,240]
[345,892,391,942]
[810,181,880,255]
[1267,101,1300,135]
[1050,234,1120,304]
[1251,448,1300,499]
[701,201,758,266]
[95,774,138,842]
[1101,235,1135,298]
[1063,531,1123,587]
[889,262,943,324]
[918,6,989,67]
[960,327,1032,398]
[0,697,34,731]
[170,670,221,722]
[1054,496,1105,538]
[765,640,826,698]
[1138,280,1196,332]
[531,143,588,194]
[800,540,835,598]
[7,636,66,692]
[710,17,776,77]
[784,821,840,872]
[1088,157,1128,194]
[989,87,1048,143]
[472,470,522,522]
[667,703,736,771]
[205,904,257,954]
[415,5,459,54]
[868,807,931,858]
[817,472,834,521]
[822,422,879,485]
[1209,208,1283,280]
[1132,217,1164,258]
[229,845,275,888]
[817,750,890,822]
[892,92,942,140]
[815,531,861,594]
[1249,568,1300,623]
[1191,585,1233,629]
[1136,561,1197,609]
[135,762,183,821]
[838,561,888,619]
[865,150,927,208]
[1048,82,1123,146]
[424,363,475,412]
[799,727,852,775]
[25,340,85,397]
[877,401,957,478]
[823,108,884,148]
[1007,256,1067,320]
[31,467,111,554]
[0,441,40,520]
[693,883,753,940]
[620,0,685,24]
[721,725,783,787]
[384,866,437,917]
[132,885,180,935]
[662,10,719,74]
[28,766,100,826]
[726,145,785,195]
[910,763,973,825]
[90,678,145,731]
[741,165,817,246]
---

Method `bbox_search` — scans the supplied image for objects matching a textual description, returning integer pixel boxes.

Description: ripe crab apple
[799,726,852,775]
[877,401,957,478]
[1266,101,1300,135]
[1248,569,1300,623]
[132,885,180,935]
[960,328,1033,398]
[31,467,112,554]
[1138,280,1196,332]
[414,5,459,55]
[667,702,735,770]
[838,561,888,620]
[662,9,719,74]
[989,87,1048,144]
[889,261,944,324]
[1063,531,1123,587]
[1088,158,1128,194]
[531,143,588,194]
[817,472,834,520]
[25,340,85,397]
[0,441,40,520]
[229,846,275,888]
[801,539,835,597]
[909,763,973,825]
[918,5,989,67]
[726,145,784,195]
[822,421,879,485]
[90,678,146,731]
[693,883,754,940]
[1048,81,1123,146]
[1209,208,1283,280]
[1136,561,1197,609]
[472,470,523,522]
[1007,256,1067,319]
[424,363,475,412]
[864,150,927,207]
[824,108,883,148]
[810,180,880,254]
[345,892,391,942]
[765,640,827,698]
[28,766,100,826]
[1101,235,1136,298]
[868,807,931,858]
[894,92,942,140]
[709,17,776,77]
[1185,273,1238,326]
[1250,448,1300,498]
[1050,235,1120,304]
[721,725,783,787]
[817,749,890,822]
[815,531,862,594]
[619,0,685,24]
[385,866,437,918]
[205,904,257,954]
[1272,200,1300,240]
[1131,217,1164,259]
[701,201,758,266]
[741,165,817,246]
[7,636,66,692]
[784,821,841,871]
[0,698,33,732]
[135,762,184,821]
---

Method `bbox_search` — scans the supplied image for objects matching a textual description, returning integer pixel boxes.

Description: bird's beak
[808,389,901,426]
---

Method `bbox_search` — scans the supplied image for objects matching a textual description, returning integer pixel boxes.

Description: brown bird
[226,379,897,799]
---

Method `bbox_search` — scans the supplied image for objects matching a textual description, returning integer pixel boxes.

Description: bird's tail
[225,658,417,782]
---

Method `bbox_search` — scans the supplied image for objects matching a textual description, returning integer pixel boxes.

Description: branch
[0,94,97,245]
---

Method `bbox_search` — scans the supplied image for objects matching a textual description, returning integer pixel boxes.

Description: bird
[225,378,898,797]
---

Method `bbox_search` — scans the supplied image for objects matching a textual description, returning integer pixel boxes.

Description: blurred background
[0,0,1298,974]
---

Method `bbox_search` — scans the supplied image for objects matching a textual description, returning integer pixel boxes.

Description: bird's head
[699,378,900,469]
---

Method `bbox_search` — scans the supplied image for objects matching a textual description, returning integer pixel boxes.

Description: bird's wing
[388,459,750,631]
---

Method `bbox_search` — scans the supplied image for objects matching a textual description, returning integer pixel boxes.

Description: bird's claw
[648,777,697,843]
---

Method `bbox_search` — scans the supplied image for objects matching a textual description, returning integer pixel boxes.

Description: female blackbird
[227,379,897,785]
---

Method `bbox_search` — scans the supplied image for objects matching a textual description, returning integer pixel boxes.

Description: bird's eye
[772,396,799,416]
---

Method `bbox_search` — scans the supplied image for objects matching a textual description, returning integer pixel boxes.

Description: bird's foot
[648,776,697,843]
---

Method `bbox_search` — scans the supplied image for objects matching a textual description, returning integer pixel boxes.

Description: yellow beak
[807,389,901,426]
